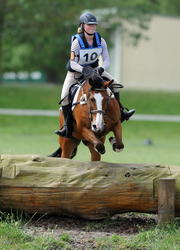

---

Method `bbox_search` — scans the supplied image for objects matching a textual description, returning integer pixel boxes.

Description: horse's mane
[88,72,104,89]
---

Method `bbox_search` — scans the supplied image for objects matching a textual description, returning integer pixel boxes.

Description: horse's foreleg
[87,143,101,161]
[61,143,77,158]
[110,122,124,152]
[59,137,77,159]
[86,136,106,161]
[81,128,105,155]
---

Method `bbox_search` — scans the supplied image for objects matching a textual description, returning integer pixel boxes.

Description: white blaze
[92,93,104,132]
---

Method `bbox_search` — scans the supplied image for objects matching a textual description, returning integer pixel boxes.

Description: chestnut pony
[50,75,124,161]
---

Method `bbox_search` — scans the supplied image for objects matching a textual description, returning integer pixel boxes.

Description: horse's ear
[104,79,114,88]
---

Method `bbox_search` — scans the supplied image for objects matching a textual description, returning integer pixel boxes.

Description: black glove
[98,67,104,76]
[82,66,95,79]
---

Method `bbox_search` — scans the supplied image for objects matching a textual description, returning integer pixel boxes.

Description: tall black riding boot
[114,93,135,122]
[55,104,73,137]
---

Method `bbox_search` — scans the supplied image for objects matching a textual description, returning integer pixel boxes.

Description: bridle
[87,88,112,122]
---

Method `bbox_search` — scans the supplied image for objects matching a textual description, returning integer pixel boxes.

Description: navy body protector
[67,32,101,72]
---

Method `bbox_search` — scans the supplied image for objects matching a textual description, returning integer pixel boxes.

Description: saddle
[69,83,81,105]
[58,76,84,106]
[59,75,123,106]
[68,74,105,106]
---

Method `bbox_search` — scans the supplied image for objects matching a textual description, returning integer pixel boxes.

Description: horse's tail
[48,146,78,159]
[48,147,62,157]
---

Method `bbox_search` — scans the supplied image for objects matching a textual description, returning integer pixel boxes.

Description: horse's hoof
[109,137,124,152]
[113,145,124,152]
[95,143,106,154]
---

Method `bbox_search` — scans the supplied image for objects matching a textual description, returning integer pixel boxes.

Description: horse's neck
[80,81,91,97]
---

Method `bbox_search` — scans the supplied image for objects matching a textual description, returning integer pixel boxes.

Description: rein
[72,80,113,123]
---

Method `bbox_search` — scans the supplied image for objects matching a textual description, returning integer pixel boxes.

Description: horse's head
[87,78,114,134]
[89,73,114,90]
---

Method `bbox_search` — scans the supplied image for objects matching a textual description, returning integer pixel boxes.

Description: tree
[0,0,7,82]
[0,0,179,83]
[155,0,180,16]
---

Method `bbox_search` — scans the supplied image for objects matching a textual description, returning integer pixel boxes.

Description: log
[0,154,180,220]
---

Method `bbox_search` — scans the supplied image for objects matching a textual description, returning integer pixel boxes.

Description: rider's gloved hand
[97,67,104,76]
[82,66,95,79]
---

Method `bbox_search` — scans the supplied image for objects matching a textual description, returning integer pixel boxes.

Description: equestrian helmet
[79,13,98,25]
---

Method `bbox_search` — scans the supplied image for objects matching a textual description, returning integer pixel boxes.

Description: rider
[55,12,135,137]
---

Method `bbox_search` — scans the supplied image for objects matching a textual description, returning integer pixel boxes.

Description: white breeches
[61,70,119,106]
[61,71,81,106]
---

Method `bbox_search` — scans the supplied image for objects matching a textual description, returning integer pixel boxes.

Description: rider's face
[84,24,97,35]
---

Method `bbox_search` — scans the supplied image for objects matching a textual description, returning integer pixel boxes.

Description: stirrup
[121,109,135,122]
[54,126,72,138]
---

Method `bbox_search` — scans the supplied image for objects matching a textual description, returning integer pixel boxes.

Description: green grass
[0,115,179,165]
[0,212,179,250]
[121,89,180,115]
[1,83,180,115]
[0,84,179,249]
[0,83,180,165]
[0,83,60,110]
[95,223,180,250]
[0,211,72,250]
[0,222,71,250]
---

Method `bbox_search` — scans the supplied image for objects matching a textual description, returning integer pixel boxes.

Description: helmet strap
[81,23,95,36]
[84,29,94,36]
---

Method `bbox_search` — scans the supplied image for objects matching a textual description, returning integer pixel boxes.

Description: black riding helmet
[79,12,98,25]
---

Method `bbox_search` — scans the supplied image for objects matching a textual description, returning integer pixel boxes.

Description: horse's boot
[114,93,135,122]
[55,104,73,137]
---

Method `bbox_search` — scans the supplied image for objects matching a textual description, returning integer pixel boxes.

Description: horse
[50,74,124,161]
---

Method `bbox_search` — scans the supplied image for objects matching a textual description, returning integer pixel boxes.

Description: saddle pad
[71,82,86,111]
[71,86,81,111]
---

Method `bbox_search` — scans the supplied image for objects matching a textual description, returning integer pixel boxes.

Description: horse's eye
[90,97,96,102]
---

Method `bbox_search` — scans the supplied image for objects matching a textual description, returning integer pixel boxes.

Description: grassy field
[0,212,179,249]
[0,84,180,165]
[0,84,180,249]
[0,115,180,165]
[1,83,180,114]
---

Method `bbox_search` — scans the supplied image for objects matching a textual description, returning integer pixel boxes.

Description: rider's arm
[69,39,83,73]
[69,37,110,72]
[101,38,110,70]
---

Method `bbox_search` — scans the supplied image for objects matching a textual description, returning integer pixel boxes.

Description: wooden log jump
[158,178,176,225]
[0,155,179,220]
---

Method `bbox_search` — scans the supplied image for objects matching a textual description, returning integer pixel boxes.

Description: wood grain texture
[158,178,175,224]
[0,155,179,219]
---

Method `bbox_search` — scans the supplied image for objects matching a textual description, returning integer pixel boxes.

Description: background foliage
[0,84,180,165]
[0,0,180,82]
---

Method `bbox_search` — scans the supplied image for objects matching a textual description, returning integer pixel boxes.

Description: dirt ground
[23,213,157,249]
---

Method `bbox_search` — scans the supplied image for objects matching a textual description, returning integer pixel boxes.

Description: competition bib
[79,47,102,65]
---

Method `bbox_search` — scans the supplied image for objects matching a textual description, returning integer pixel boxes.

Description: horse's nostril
[93,124,97,129]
